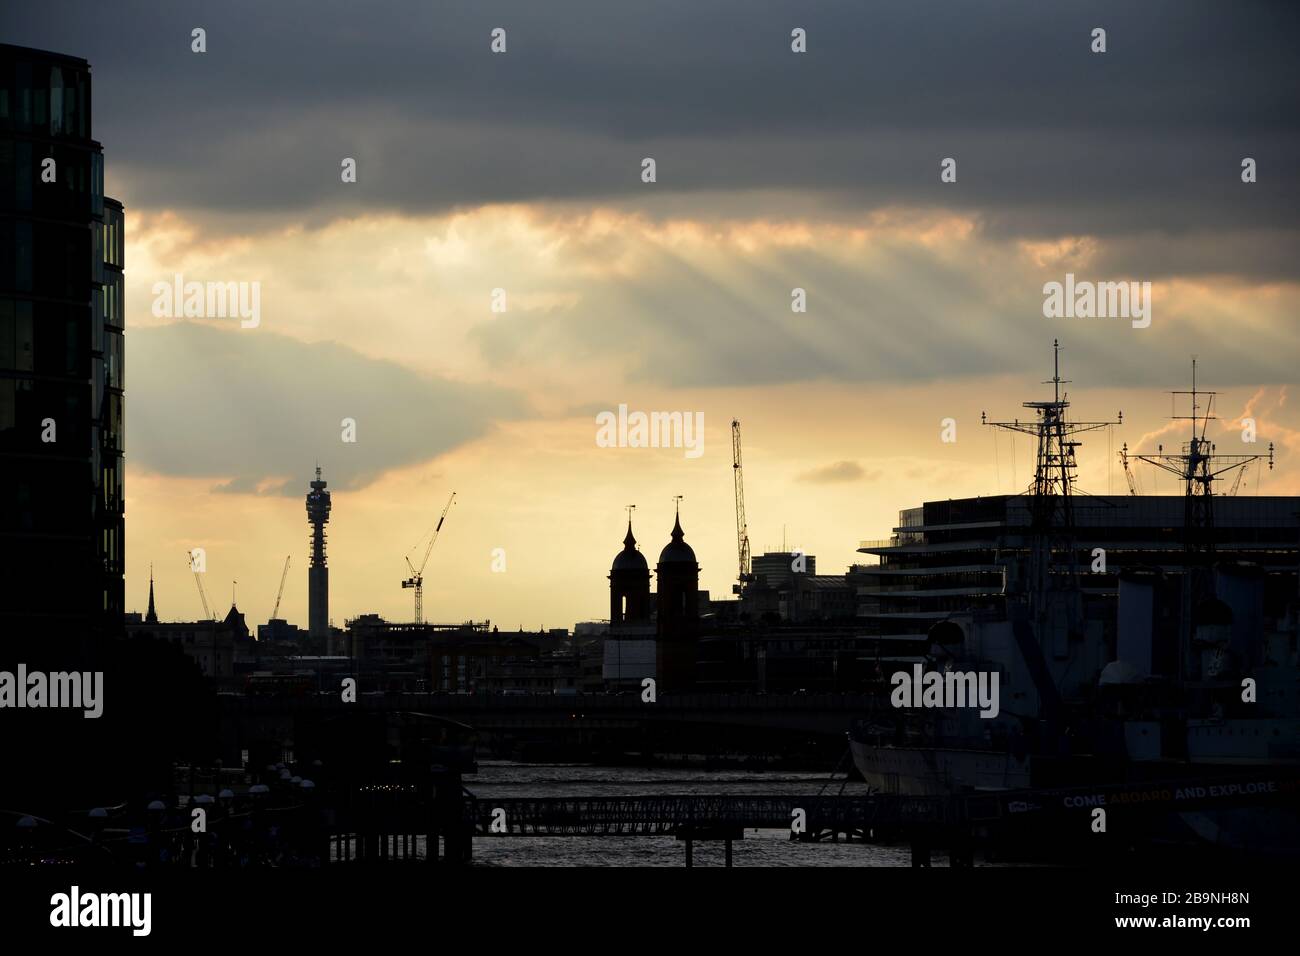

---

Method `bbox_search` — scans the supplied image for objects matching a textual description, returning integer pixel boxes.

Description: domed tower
[656,510,700,641]
[609,519,651,627]
[656,507,700,691]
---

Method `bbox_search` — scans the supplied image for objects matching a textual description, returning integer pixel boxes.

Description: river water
[464,760,926,867]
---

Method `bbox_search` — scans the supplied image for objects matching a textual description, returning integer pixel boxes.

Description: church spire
[146,563,158,624]
[623,503,637,547]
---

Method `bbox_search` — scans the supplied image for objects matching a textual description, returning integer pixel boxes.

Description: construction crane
[186,550,216,622]
[270,554,291,620]
[403,492,456,624]
[1119,442,1140,496]
[731,420,753,595]
[1228,462,1250,496]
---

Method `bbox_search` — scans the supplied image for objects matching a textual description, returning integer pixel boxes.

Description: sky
[6,1,1300,630]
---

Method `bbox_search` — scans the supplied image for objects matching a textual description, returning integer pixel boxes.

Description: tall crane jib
[403,492,456,624]
[186,550,215,622]
[271,554,291,621]
[1120,443,1140,496]
[731,419,753,595]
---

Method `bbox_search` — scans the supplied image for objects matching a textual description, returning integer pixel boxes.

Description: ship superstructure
[849,345,1300,854]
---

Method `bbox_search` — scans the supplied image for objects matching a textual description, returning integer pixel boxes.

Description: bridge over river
[217,692,874,765]
[325,770,1300,866]
[464,771,1300,837]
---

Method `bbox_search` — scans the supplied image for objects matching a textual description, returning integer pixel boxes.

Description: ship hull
[850,737,1300,856]
[850,738,1031,795]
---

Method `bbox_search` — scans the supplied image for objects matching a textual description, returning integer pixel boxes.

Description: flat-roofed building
[0,44,124,636]
[856,494,1300,639]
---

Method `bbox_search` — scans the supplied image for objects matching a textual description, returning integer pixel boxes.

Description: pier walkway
[465,793,940,836]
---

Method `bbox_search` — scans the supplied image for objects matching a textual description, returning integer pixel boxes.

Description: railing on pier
[465,794,948,837]
[9,768,1294,866]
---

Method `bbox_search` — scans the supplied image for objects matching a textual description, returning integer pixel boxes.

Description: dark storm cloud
[129,323,525,490]
[5,0,1298,247]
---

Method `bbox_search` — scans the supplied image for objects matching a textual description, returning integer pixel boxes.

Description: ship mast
[1119,359,1273,675]
[982,340,1120,623]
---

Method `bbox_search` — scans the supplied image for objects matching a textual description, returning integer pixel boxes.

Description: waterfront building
[0,44,124,637]
[856,494,1300,642]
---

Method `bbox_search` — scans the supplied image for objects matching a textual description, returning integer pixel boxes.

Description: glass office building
[0,43,124,635]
